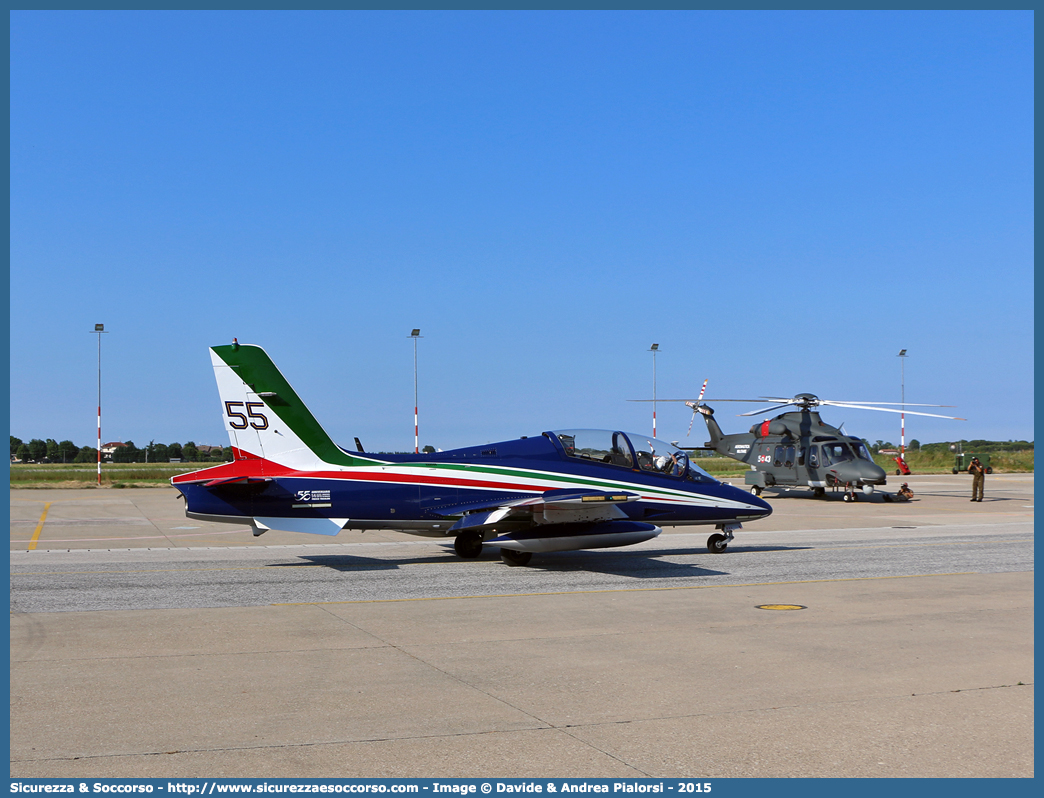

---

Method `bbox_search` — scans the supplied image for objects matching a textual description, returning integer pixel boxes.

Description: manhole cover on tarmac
[756,604,807,611]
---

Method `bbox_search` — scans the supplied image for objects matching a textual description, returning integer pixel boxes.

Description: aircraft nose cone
[729,483,772,518]
[861,460,887,484]
[837,461,887,486]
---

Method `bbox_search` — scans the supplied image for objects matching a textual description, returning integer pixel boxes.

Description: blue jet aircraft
[173,343,772,565]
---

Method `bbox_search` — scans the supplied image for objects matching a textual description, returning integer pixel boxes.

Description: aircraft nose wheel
[707,533,729,553]
[501,549,532,567]
[749,486,762,496]
[453,531,483,559]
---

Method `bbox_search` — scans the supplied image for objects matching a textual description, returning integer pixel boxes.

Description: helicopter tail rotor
[685,379,709,436]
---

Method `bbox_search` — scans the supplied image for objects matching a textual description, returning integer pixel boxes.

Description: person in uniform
[968,457,986,502]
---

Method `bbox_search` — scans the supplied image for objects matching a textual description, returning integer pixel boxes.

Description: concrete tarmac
[8,474,1034,778]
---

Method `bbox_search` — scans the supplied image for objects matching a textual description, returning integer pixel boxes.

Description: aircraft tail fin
[209,342,367,470]
[697,405,726,453]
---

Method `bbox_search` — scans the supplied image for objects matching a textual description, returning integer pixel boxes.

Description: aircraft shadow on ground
[266,554,437,571]
[525,544,808,578]
[272,543,807,576]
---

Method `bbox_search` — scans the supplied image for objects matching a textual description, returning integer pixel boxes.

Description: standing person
[968,457,986,502]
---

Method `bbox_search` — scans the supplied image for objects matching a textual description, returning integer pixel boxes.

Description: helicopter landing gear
[453,530,483,558]
[500,549,532,567]
[749,486,762,496]
[841,482,858,502]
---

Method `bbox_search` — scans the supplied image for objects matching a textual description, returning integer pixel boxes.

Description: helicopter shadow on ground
[757,489,903,503]
[906,493,1022,502]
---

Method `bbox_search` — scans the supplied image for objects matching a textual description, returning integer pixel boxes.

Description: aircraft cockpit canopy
[551,430,717,483]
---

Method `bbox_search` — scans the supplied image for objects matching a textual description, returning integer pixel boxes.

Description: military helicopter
[635,391,964,502]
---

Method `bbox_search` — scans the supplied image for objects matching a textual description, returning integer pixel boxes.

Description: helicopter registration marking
[734,444,750,453]
[757,455,772,463]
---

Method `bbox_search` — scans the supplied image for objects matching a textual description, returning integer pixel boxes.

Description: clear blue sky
[10,10,1034,453]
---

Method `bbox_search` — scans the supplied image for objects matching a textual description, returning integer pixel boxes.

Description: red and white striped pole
[898,349,907,459]
[410,329,422,454]
[94,324,107,485]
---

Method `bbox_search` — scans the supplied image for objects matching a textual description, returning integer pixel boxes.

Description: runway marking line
[27,503,52,552]
[10,537,1032,577]
[10,538,1035,576]
[9,529,245,544]
[271,572,980,606]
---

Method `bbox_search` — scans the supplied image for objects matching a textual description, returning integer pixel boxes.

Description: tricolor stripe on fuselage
[173,448,761,514]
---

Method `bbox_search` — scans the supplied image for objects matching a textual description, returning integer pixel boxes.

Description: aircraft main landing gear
[453,530,483,558]
[749,486,762,496]
[501,549,532,567]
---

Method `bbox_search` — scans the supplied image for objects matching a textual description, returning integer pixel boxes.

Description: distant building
[100,441,127,461]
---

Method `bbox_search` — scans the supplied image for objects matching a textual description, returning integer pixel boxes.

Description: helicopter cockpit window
[552,430,634,468]
[821,443,854,465]
[853,441,873,461]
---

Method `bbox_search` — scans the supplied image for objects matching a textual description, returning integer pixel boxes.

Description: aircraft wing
[444,489,640,533]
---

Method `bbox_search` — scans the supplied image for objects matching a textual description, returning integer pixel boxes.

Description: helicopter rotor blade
[737,403,796,417]
[818,400,957,408]
[629,398,772,403]
[814,401,965,420]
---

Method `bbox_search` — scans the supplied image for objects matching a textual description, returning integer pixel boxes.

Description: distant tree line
[919,439,1034,455]
[10,436,232,464]
[868,439,1032,455]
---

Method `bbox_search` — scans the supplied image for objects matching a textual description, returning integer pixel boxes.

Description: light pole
[897,349,908,458]
[410,329,422,454]
[93,324,107,485]
[649,343,659,439]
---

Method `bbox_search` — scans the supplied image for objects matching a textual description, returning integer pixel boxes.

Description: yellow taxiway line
[28,502,52,552]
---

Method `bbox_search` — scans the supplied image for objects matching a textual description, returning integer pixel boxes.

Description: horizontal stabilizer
[203,476,272,487]
[253,517,348,536]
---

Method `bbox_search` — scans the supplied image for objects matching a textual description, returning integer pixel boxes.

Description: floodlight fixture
[91,324,109,485]
[649,344,660,438]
